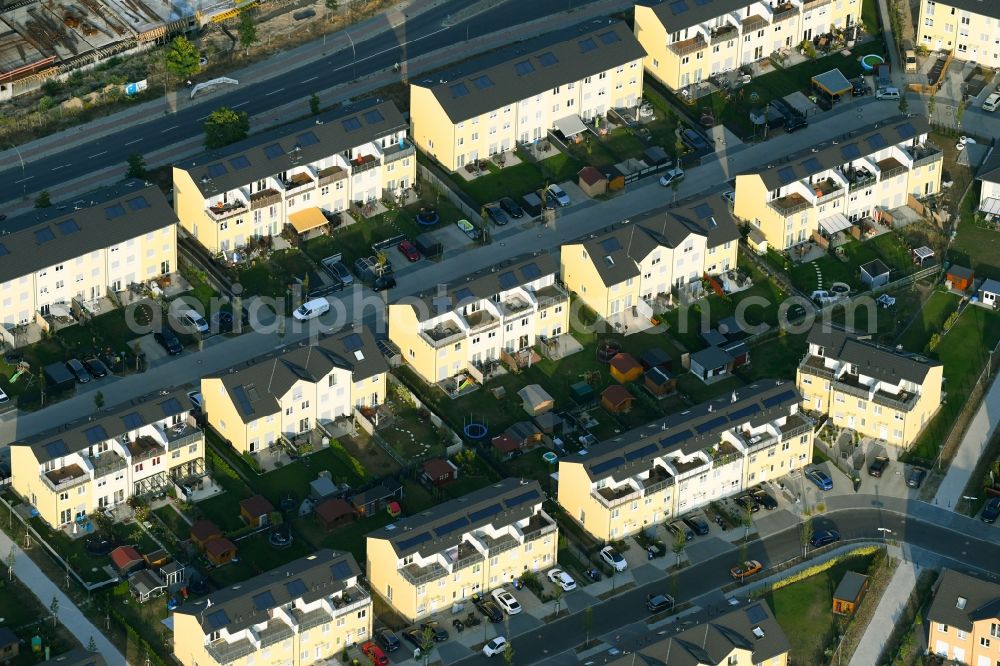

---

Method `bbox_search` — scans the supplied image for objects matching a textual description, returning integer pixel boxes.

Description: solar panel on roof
[600,237,621,253]
[206,163,228,178]
[579,38,598,54]
[866,133,887,151]
[330,560,353,580]
[57,219,80,235]
[802,157,822,173]
[122,412,144,429]
[504,489,540,509]
[397,531,432,551]
[670,0,689,14]
[105,204,126,219]
[84,425,108,445]
[284,579,307,597]
[229,155,251,170]
[515,60,535,76]
[160,397,183,416]
[35,227,55,243]
[762,388,796,408]
[473,75,494,90]
[252,591,276,611]
[728,403,761,422]
[599,30,620,45]
[363,109,385,124]
[520,262,541,280]
[896,122,917,140]
[126,196,150,211]
[777,166,797,184]
[264,144,285,159]
[745,603,768,623]
[692,202,713,220]
[342,333,363,352]
[206,609,230,630]
[660,430,692,448]
[498,271,518,289]
[450,83,470,98]
[537,52,558,67]
[0,243,8,256]
[246,384,260,401]
[468,503,503,522]
[454,287,474,302]
[296,131,319,149]
[696,415,728,434]
[433,516,469,537]
[840,144,862,161]
[589,456,625,476]
[45,440,69,458]
[625,442,658,462]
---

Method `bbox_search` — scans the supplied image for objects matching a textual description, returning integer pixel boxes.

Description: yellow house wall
[908,157,943,199]
[536,298,569,338]
[201,377,251,452]
[173,167,220,252]
[917,1,1000,61]
[10,445,84,527]
[411,85,456,171]
[557,462,614,541]
[635,6,679,89]
[746,430,813,488]
[734,175,789,249]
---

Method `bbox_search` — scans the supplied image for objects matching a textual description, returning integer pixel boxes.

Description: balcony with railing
[43,463,88,491]
[832,373,873,400]
[330,585,371,615]
[206,200,247,221]
[250,188,282,210]
[500,295,533,319]
[708,440,743,469]
[206,637,257,664]
[464,309,499,332]
[741,428,778,453]
[668,34,707,57]
[670,456,710,477]
[90,452,127,479]
[520,511,557,542]
[533,283,569,310]
[592,483,641,508]
[293,606,333,632]
[317,164,348,186]
[768,192,812,216]
[810,177,844,204]
[908,143,941,169]
[772,3,798,22]
[282,171,315,194]
[258,620,294,648]
[710,24,739,44]
[799,354,836,380]
[420,322,466,348]
[126,435,165,463]
[779,412,814,439]
[384,139,415,164]
[350,154,381,175]
[638,464,674,494]
[803,0,831,7]
[451,541,485,571]
[877,157,908,181]
[161,422,203,451]
[483,532,520,557]
[742,15,769,33]
[401,561,448,586]
[845,166,877,191]
[872,387,918,411]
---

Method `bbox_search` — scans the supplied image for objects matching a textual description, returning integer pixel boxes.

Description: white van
[983,93,1000,113]
[876,87,900,101]
[182,309,209,334]
[293,298,330,321]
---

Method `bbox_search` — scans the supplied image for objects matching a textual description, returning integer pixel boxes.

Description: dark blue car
[809,529,840,548]
[806,469,833,491]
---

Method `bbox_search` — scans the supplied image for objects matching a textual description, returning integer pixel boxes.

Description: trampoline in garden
[416,208,440,226]
[84,536,115,556]
[269,525,293,549]
[464,422,488,440]
[596,340,623,363]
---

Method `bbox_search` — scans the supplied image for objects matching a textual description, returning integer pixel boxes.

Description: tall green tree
[165,36,200,79]
[35,190,52,208]
[309,92,321,115]
[125,153,147,180]
[898,95,908,115]
[238,11,259,55]
[324,0,338,11]
[94,391,105,412]
[203,107,249,149]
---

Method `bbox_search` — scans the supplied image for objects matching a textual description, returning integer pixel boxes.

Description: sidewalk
[933,368,1000,509]
[0,529,126,664]
[848,558,919,666]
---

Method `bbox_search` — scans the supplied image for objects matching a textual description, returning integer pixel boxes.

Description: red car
[398,239,421,262]
[361,641,389,666]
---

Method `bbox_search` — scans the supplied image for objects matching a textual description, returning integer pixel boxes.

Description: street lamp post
[8,143,26,198]
[345,31,357,80]
[962,495,978,514]
[876,527,891,542]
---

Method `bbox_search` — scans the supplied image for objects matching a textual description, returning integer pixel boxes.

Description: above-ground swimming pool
[860,54,884,71]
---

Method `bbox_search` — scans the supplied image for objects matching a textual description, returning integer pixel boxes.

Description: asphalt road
[0,0,606,205]
[450,508,1000,665]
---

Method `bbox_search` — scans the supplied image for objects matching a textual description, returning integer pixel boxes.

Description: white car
[0,387,8,404]
[983,92,1000,113]
[181,309,209,334]
[547,184,571,207]
[547,569,577,591]
[491,588,522,615]
[875,87,900,100]
[482,636,508,657]
[600,546,627,572]
[659,167,685,187]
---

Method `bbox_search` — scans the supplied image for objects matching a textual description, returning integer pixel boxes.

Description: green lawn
[768,553,877,664]
[566,127,650,168]
[56,307,145,354]
[295,510,395,565]
[446,455,502,498]
[830,281,930,343]
[736,333,808,382]
[788,235,916,294]
[153,505,190,541]
[208,530,316,587]
[895,290,958,352]
[236,248,317,298]
[0,568,79,663]
[861,0,881,36]
[454,152,583,205]
[380,401,447,460]
[950,184,1000,281]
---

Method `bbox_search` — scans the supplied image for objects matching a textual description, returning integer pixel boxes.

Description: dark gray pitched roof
[208,326,386,424]
[564,379,802,481]
[691,345,734,369]
[833,571,868,601]
[979,146,1000,183]
[605,600,790,666]
[806,324,940,385]
[640,0,764,34]
[748,116,932,191]
[0,182,174,284]
[574,192,740,287]
[932,0,1000,19]
[179,99,406,198]
[397,253,559,322]
[17,387,196,463]
[367,478,545,557]
[927,569,1000,632]
[39,649,108,666]
[413,20,645,123]
[174,549,361,635]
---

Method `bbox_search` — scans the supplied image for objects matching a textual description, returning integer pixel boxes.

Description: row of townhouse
[917,0,1000,64]
[796,324,943,448]
[560,193,741,321]
[558,378,813,541]
[9,389,203,528]
[202,327,388,455]
[173,549,372,666]
[635,0,860,91]
[173,99,415,255]
[410,20,646,172]
[0,182,176,328]
[365,478,556,622]
[734,116,943,251]
[387,253,571,385]
[925,569,1000,666]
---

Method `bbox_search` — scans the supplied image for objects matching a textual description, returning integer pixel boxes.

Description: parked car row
[64,356,111,384]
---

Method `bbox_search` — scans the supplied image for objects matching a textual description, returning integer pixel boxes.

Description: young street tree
[503,640,515,666]
[125,153,146,180]
[238,11,259,55]
[165,36,200,80]
[672,529,686,567]
[419,626,435,666]
[94,391,105,412]
[801,518,814,557]
[50,596,59,627]
[582,606,594,648]
[309,92,321,115]
[204,107,249,149]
